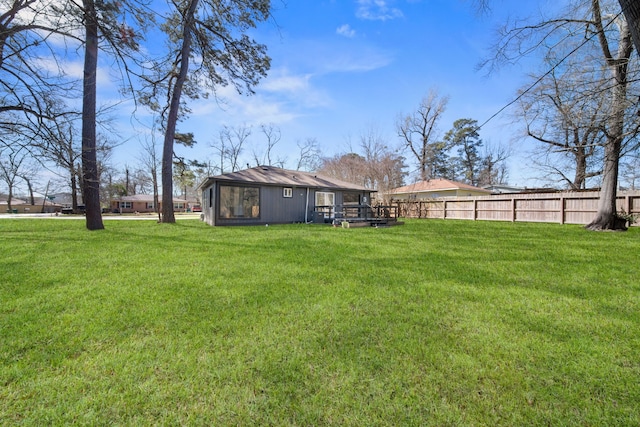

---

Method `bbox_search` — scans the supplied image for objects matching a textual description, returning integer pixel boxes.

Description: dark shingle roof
[200,166,370,191]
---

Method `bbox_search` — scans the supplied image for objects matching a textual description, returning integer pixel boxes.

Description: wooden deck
[315,205,402,227]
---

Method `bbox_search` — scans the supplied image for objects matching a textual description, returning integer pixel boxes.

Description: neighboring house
[110,194,189,213]
[1,198,26,213]
[390,178,492,200]
[1,198,62,213]
[199,166,374,226]
[482,184,525,194]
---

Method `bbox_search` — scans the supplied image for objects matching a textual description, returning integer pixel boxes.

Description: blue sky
[112,0,555,187]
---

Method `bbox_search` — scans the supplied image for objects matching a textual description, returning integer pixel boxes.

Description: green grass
[1,218,639,426]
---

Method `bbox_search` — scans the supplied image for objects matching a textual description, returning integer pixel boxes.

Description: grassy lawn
[1,218,639,426]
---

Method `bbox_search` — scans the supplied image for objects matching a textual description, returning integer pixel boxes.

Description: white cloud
[242,99,300,125]
[319,46,393,73]
[336,24,356,38]
[185,68,331,132]
[261,71,313,94]
[280,38,394,76]
[356,0,403,21]
[260,69,332,108]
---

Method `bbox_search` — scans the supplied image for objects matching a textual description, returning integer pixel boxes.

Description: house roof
[391,178,492,194]
[50,193,82,206]
[482,184,524,194]
[112,194,187,203]
[199,166,371,192]
[0,198,25,205]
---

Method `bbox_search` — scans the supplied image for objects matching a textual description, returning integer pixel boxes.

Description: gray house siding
[259,185,308,224]
[201,183,372,226]
[203,184,216,226]
[203,183,314,226]
[199,166,373,227]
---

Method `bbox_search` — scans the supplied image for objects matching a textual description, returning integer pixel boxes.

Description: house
[390,178,492,200]
[110,194,189,213]
[1,197,62,213]
[482,184,525,194]
[198,166,374,226]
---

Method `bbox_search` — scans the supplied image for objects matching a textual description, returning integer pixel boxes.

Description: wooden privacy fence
[394,190,640,226]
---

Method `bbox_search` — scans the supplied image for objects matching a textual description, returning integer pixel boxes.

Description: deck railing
[314,204,399,222]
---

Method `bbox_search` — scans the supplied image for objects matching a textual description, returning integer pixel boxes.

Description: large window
[315,191,335,218]
[343,192,360,205]
[219,185,260,219]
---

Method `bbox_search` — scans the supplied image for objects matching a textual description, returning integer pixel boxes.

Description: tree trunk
[619,0,640,53]
[585,137,627,230]
[125,167,130,196]
[6,186,12,211]
[71,165,79,211]
[81,0,104,230]
[154,176,160,222]
[586,16,633,230]
[26,178,34,205]
[573,146,587,190]
[161,0,199,223]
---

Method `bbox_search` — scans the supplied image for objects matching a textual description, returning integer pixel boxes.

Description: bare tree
[210,131,228,174]
[0,142,30,211]
[477,143,509,186]
[518,65,608,190]
[318,153,368,187]
[359,126,406,203]
[620,154,640,189]
[18,162,41,206]
[317,129,406,203]
[397,89,449,181]
[212,124,252,172]
[471,0,640,53]
[485,0,638,230]
[295,137,322,171]
[585,1,636,230]
[0,0,79,142]
[5,0,153,228]
[95,133,116,209]
[138,135,161,220]
[38,117,83,211]
[252,123,285,167]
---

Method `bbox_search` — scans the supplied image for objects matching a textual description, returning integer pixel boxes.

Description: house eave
[199,166,371,193]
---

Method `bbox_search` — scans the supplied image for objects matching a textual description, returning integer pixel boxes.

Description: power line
[476,11,624,132]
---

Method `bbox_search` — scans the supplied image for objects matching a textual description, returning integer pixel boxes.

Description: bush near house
[1,219,639,425]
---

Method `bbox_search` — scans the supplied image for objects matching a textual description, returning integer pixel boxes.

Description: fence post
[560,196,565,224]
[511,198,516,222]
[625,195,631,215]
[473,199,478,221]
